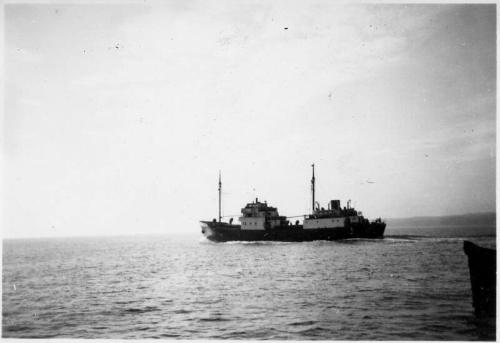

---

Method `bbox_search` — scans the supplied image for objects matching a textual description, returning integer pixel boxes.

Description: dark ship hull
[201,221,386,242]
[463,241,496,318]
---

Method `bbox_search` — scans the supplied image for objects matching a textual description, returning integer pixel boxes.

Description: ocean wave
[3,234,495,340]
[384,234,423,240]
[199,317,230,322]
[381,237,418,243]
[288,320,317,326]
[296,326,331,335]
[419,236,480,243]
[219,240,295,245]
[123,306,160,314]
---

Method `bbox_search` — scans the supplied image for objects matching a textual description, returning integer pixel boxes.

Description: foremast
[218,171,222,223]
[311,163,315,213]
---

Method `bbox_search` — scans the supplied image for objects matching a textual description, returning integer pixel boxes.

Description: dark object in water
[463,241,496,318]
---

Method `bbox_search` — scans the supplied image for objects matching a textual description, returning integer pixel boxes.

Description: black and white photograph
[2,1,496,340]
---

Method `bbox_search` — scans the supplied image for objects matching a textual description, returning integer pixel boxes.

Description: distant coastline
[386,212,496,228]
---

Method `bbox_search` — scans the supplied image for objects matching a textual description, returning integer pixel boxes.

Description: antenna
[311,163,315,213]
[218,171,222,223]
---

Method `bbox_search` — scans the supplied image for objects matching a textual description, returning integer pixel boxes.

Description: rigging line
[221,214,307,218]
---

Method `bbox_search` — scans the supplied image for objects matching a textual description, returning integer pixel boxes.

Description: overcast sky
[3,2,496,238]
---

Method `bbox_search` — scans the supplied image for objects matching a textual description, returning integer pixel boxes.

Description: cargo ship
[200,164,386,242]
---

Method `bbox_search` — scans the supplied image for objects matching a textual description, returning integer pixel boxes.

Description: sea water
[2,226,495,340]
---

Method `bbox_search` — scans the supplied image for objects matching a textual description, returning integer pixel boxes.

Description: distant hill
[386,212,496,228]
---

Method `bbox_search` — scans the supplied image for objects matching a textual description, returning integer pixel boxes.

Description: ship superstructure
[239,200,290,230]
[200,165,385,242]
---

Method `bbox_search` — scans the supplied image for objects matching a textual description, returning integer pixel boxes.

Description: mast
[218,171,222,223]
[311,163,315,212]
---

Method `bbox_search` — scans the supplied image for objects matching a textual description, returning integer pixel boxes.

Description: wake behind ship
[200,165,385,242]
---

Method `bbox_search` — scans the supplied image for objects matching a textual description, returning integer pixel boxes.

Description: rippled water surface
[2,227,496,340]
